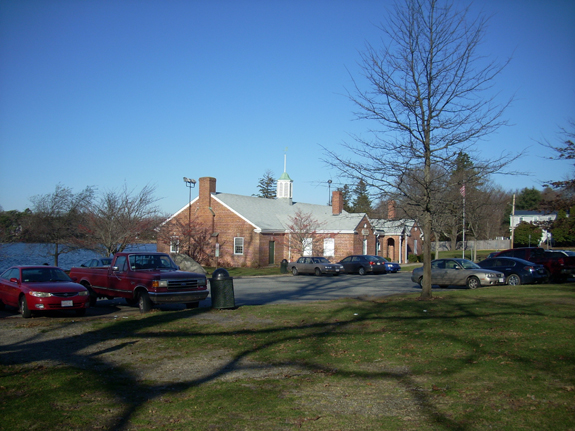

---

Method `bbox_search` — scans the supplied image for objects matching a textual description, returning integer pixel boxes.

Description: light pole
[183,177,196,255]
[328,180,332,205]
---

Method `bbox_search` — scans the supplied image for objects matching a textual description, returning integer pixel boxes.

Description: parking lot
[0,272,420,320]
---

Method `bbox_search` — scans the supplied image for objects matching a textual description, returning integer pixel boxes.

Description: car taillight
[369,261,375,265]
[524,266,535,272]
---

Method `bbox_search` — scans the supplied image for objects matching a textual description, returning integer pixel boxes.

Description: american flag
[460,184,466,197]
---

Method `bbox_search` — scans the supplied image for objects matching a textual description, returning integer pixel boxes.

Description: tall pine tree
[254,170,276,199]
[352,179,372,213]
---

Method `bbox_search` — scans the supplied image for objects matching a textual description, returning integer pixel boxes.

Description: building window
[323,238,335,257]
[170,237,180,253]
[234,237,244,255]
[302,238,312,256]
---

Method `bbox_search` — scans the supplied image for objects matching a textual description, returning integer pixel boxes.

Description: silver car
[411,258,505,289]
[289,257,344,276]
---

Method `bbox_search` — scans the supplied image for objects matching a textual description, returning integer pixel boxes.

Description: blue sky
[1,0,574,215]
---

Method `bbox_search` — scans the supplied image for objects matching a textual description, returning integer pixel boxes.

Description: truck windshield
[129,255,175,270]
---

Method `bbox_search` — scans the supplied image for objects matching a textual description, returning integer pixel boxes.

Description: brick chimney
[199,177,216,208]
[332,191,343,215]
[388,200,396,219]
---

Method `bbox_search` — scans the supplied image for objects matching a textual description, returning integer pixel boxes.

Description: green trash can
[280,259,288,274]
[210,268,235,309]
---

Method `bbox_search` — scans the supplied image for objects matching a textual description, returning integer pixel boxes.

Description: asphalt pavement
[0,272,421,320]
[226,271,420,306]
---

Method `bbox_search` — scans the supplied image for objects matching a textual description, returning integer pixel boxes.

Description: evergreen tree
[513,221,542,247]
[338,185,353,212]
[254,170,276,199]
[352,179,372,213]
[549,210,575,246]
[515,187,542,211]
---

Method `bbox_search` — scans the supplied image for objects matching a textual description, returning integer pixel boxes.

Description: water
[0,243,157,272]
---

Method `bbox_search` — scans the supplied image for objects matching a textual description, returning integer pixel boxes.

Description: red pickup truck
[69,252,209,313]
[493,247,575,282]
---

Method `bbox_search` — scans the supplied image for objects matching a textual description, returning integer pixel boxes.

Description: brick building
[158,175,421,267]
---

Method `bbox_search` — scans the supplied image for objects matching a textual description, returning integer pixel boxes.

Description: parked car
[338,255,387,275]
[478,257,548,285]
[411,258,505,289]
[378,256,401,273]
[289,257,344,276]
[544,250,575,258]
[493,247,575,281]
[0,266,90,318]
[80,258,113,267]
[69,252,209,312]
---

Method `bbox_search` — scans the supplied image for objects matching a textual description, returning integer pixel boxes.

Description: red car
[0,266,90,318]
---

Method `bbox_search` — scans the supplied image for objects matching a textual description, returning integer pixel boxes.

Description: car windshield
[129,254,176,270]
[457,259,481,270]
[22,268,72,283]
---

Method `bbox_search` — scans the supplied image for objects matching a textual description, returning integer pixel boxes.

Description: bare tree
[26,184,95,266]
[284,209,326,258]
[81,184,162,257]
[465,183,510,240]
[540,119,575,211]
[324,0,516,299]
[157,216,214,265]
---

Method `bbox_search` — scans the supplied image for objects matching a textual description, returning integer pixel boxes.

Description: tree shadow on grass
[1,290,573,430]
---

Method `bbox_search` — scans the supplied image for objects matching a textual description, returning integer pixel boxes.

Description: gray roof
[371,218,417,236]
[213,193,366,233]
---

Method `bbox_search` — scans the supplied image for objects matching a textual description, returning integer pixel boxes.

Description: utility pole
[183,177,196,255]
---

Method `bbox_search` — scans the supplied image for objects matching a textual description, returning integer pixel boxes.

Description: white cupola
[277,153,293,204]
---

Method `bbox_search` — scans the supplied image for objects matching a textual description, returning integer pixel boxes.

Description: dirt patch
[0,301,427,425]
[0,304,309,385]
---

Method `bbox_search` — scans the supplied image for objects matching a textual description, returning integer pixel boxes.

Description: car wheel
[291,267,299,276]
[314,268,322,276]
[506,274,521,286]
[19,296,32,318]
[185,302,199,309]
[417,276,423,287]
[138,290,152,313]
[75,308,86,317]
[466,276,480,289]
[84,284,97,307]
[358,267,366,276]
[0,299,5,310]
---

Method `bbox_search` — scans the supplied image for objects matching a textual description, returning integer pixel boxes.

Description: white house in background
[510,210,557,245]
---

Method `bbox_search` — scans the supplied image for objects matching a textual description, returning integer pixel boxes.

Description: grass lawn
[1,282,574,430]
